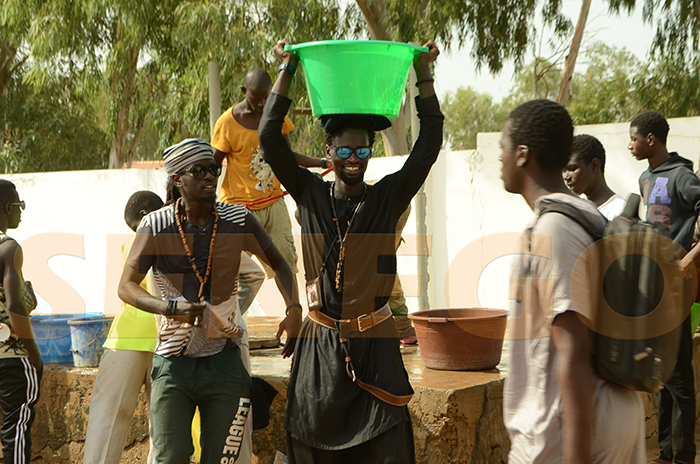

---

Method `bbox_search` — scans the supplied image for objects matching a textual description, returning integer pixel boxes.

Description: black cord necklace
[329,182,367,293]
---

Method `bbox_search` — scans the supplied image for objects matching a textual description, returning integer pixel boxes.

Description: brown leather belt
[307,304,413,407]
[308,304,392,336]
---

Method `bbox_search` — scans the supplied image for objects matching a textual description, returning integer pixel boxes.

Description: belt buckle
[357,313,372,332]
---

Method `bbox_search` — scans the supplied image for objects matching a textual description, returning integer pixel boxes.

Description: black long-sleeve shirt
[259,91,443,449]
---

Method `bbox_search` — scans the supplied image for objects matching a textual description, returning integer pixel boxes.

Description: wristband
[415,77,435,87]
[165,300,177,317]
[278,63,297,76]
[285,303,303,316]
[321,158,327,169]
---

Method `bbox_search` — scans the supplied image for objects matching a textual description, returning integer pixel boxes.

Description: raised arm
[258,40,308,198]
[391,41,444,207]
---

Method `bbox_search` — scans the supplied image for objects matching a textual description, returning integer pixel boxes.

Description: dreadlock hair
[0,180,17,206]
[324,119,377,148]
[165,177,182,206]
[571,134,607,173]
[124,191,164,231]
[630,111,669,145]
[507,99,573,171]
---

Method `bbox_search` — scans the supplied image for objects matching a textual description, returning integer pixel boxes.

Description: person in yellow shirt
[83,191,163,464]
[212,67,323,295]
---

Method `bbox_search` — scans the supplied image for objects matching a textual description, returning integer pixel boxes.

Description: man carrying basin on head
[259,39,443,462]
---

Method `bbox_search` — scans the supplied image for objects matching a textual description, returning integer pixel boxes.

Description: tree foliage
[606,0,700,61]
[441,87,507,150]
[378,0,573,72]
[3,0,181,168]
[442,41,700,150]
[2,0,700,171]
[151,0,348,158]
[567,43,641,124]
[0,34,108,173]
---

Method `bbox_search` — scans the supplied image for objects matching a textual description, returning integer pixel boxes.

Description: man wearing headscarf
[259,40,443,462]
[118,138,301,464]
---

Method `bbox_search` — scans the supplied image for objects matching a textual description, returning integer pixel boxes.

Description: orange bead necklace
[174,197,219,302]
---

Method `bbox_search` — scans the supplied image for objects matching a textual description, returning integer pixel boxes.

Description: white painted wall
[10,116,700,318]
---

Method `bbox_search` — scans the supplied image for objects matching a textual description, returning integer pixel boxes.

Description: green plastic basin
[285,40,428,118]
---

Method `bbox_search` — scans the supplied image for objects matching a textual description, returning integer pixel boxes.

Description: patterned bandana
[163,139,215,177]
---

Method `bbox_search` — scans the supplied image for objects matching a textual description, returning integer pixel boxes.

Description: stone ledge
[7,337,700,463]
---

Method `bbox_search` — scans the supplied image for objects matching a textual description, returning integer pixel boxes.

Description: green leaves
[441,87,507,150]
[443,40,700,149]
[607,0,700,60]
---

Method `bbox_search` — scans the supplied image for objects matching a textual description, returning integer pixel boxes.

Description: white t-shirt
[503,193,645,464]
[597,193,627,220]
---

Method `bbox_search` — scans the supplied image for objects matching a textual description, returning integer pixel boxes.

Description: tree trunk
[355,0,390,41]
[557,0,592,106]
[108,45,140,168]
[354,0,409,156]
[208,62,222,139]
[108,98,130,168]
[125,114,146,167]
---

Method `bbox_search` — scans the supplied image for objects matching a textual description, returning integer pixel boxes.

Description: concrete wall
[425,116,700,312]
[8,116,700,318]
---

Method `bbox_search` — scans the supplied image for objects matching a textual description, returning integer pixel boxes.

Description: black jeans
[658,315,696,464]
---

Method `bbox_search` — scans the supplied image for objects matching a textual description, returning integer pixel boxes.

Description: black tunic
[259,92,444,450]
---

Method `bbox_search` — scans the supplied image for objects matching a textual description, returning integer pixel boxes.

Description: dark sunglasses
[6,201,25,211]
[179,164,222,179]
[331,146,372,159]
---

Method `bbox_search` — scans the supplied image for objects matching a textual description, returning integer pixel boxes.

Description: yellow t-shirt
[102,241,157,351]
[211,105,294,210]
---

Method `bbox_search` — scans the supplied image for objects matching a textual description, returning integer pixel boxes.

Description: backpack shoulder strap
[538,203,604,241]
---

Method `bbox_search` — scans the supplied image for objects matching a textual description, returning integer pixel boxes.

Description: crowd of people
[0,37,698,464]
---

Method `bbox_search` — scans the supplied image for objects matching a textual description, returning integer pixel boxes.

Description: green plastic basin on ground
[285,40,428,119]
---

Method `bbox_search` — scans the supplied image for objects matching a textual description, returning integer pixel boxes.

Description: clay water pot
[408,308,508,371]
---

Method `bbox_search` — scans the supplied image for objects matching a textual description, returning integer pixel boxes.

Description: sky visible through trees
[434,0,655,100]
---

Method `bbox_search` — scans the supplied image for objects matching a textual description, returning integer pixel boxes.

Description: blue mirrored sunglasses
[332,146,372,159]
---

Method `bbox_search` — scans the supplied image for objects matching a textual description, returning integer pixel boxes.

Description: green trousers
[150,347,251,464]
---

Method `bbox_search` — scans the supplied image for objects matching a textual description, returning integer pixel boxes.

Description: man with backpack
[630,111,700,464]
[501,99,645,463]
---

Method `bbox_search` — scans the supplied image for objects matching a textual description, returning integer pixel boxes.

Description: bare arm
[284,134,326,169]
[552,310,594,464]
[254,243,301,358]
[213,148,226,165]
[118,263,204,324]
[2,243,42,371]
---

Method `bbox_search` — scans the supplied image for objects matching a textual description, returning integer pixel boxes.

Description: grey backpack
[539,194,689,392]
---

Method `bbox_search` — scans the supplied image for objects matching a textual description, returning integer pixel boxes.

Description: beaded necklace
[329,182,367,293]
[174,197,219,302]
